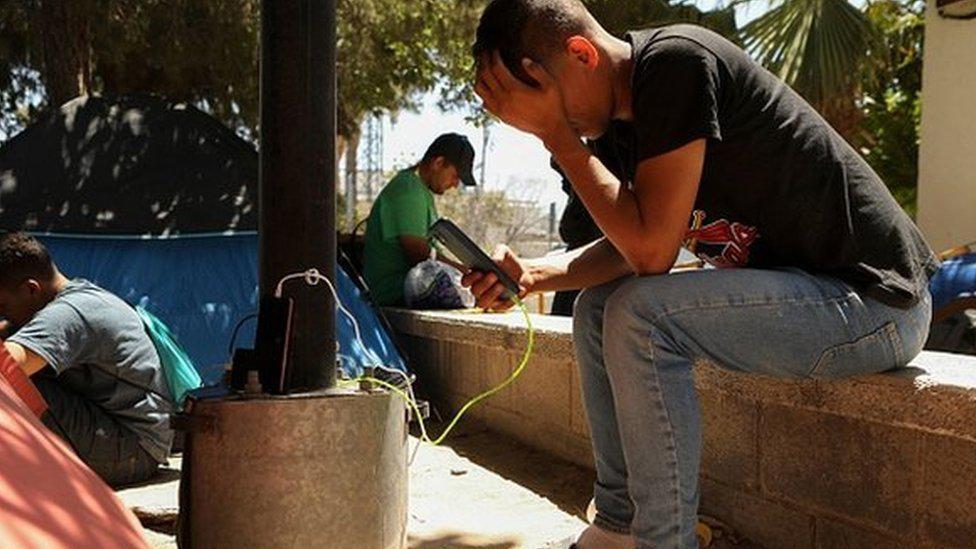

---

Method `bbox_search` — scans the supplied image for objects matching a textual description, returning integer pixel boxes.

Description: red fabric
[0,368,147,548]
[0,343,47,418]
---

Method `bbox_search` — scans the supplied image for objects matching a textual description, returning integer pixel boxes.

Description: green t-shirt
[363,169,438,305]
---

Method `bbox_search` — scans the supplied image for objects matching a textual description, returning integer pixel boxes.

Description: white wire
[276,268,415,388]
[276,268,376,363]
[277,267,424,464]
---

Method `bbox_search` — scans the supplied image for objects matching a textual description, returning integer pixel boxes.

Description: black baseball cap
[423,133,477,186]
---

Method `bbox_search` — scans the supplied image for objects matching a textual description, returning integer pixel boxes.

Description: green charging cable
[351,296,535,446]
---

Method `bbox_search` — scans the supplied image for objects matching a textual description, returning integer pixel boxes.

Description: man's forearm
[547,133,702,275]
[547,136,652,262]
[526,238,632,293]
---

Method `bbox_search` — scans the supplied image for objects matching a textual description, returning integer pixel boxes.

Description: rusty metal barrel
[179,389,408,548]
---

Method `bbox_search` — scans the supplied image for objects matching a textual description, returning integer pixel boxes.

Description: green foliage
[586,0,738,42]
[337,0,486,133]
[858,0,925,217]
[0,0,485,141]
[862,89,920,216]
[0,4,43,138]
[742,0,882,108]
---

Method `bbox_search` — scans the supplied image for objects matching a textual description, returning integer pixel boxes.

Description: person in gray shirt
[0,232,174,486]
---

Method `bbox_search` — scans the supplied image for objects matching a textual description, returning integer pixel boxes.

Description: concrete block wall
[386,309,976,549]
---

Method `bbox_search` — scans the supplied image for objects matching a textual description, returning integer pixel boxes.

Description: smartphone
[429,218,520,298]
[254,296,294,394]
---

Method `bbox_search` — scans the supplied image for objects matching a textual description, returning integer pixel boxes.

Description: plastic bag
[403,259,475,309]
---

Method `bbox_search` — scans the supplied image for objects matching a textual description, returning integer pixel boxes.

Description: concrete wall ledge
[387,308,976,549]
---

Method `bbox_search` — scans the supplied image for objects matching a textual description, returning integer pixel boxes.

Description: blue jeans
[573,268,931,548]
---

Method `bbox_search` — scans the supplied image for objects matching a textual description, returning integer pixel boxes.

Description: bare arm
[525,237,631,293]
[3,341,49,377]
[548,137,705,275]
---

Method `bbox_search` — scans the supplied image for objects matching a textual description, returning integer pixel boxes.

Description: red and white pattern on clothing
[683,210,759,268]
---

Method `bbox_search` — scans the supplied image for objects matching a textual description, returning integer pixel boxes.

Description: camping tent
[0,94,405,383]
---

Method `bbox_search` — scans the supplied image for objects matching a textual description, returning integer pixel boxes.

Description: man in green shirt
[364,133,477,305]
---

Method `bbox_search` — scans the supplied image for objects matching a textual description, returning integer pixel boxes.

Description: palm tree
[739,0,884,141]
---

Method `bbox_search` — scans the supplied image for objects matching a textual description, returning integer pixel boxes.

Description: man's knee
[601,277,685,364]
[602,277,660,332]
[574,284,605,316]
[573,285,605,334]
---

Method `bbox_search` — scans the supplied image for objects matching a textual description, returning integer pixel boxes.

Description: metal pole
[345,133,358,233]
[479,122,489,194]
[182,5,407,546]
[259,0,336,390]
[548,202,556,250]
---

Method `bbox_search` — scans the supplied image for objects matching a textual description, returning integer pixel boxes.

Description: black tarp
[0,94,257,234]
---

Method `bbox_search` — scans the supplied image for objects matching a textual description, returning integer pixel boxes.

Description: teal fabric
[136,306,202,407]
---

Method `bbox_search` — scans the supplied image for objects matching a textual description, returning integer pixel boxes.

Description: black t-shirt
[621,25,938,307]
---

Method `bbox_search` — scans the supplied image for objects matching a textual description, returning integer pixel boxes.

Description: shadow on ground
[408,532,520,549]
[117,466,181,491]
[423,421,762,549]
[424,422,595,522]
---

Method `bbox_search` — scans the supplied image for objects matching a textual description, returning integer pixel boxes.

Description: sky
[378,1,769,212]
[381,100,562,205]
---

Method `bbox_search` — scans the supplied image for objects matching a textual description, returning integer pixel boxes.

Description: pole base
[179,390,407,548]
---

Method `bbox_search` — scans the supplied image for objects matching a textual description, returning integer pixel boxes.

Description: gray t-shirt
[10,279,174,462]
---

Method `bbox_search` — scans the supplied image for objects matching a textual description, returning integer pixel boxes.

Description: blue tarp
[930,252,976,312]
[37,233,407,384]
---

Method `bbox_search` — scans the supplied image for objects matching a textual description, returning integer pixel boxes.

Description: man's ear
[566,36,600,70]
[432,156,447,170]
[24,279,41,296]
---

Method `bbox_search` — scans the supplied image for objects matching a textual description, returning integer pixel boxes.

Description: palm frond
[741,0,882,106]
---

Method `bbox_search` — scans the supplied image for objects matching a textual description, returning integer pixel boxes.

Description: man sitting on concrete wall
[363,132,477,308]
[0,233,174,486]
[464,1,939,548]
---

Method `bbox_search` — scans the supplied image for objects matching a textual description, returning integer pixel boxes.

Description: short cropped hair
[473,0,593,86]
[0,232,55,288]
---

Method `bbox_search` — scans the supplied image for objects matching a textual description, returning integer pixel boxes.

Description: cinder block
[760,404,922,536]
[475,405,580,465]
[400,335,431,375]
[815,518,903,549]
[443,391,471,415]
[700,477,815,549]
[477,405,534,446]
[509,354,572,430]
[700,390,760,492]
[481,349,516,413]
[695,363,818,408]
[453,345,487,399]
[919,434,976,548]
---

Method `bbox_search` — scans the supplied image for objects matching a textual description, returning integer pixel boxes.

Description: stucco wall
[917,0,976,252]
